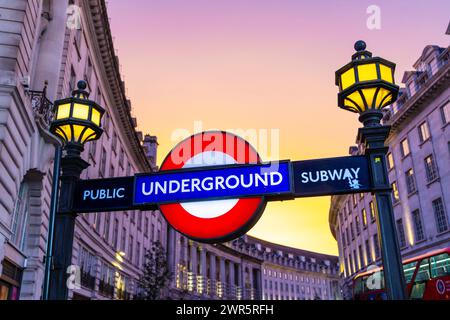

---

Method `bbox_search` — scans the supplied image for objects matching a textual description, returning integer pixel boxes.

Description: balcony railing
[98,279,114,298]
[26,82,54,128]
[80,269,96,290]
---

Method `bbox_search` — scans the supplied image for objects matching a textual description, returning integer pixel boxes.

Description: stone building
[329,42,450,299]
[167,233,340,300]
[0,0,163,300]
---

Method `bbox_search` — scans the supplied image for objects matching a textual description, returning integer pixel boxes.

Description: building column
[209,253,216,297]
[167,226,176,288]
[189,241,197,293]
[237,262,243,300]
[199,247,207,295]
[228,261,235,299]
[219,258,226,298]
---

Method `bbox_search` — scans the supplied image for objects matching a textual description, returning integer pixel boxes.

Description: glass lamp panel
[343,99,359,113]
[340,68,355,90]
[91,109,101,126]
[72,124,86,142]
[346,90,366,112]
[81,127,95,144]
[56,103,71,120]
[360,88,377,109]
[357,63,377,82]
[59,124,72,142]
[380,64,394,83]
[72,103,90,120]
[374,88,392,109]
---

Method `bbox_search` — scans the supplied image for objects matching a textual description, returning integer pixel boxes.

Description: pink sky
[106,0,449,254]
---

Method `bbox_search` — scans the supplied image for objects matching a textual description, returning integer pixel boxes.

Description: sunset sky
[106,0,449,255]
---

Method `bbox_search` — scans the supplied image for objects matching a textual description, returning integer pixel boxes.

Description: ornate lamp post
[46,80,104,300]
[335,41,406,299]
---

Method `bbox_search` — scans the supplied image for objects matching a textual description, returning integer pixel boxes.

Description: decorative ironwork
[26,81,54,128]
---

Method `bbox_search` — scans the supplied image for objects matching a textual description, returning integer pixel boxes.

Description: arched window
[10,182,30,251]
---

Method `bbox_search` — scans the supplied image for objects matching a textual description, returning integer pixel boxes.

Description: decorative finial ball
[354,40,366,52]
[77,80,87,90]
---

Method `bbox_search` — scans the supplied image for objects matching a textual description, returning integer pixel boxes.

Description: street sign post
[71,132,373,243]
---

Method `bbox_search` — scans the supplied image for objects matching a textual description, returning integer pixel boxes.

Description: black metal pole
[42,145,62,300]
[48,143,89,300]
[357,111,406,300]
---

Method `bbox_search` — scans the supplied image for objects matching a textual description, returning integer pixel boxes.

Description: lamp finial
[354,40,366,52]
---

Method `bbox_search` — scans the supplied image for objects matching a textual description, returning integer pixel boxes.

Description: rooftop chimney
[143,134,158,171]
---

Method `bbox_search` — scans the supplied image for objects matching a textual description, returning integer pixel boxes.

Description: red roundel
[159,131,266,243]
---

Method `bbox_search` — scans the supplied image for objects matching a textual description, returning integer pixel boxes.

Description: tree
[139,241,172,300]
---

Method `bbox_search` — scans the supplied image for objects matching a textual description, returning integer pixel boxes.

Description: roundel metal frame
[158,131,267,243]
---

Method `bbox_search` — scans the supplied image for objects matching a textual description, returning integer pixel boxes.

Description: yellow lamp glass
[91,109,101,126]
[341,68,355,90]
[379,64,393,83]
[357,63,377,82]
[72,103,90,120]
[56,103,71,120]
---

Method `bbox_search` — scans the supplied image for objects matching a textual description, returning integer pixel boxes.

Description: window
[136,241,141,266]
[365,239,372,264]
[418,122,430,143]
[137,212,142,231]
[112,133,117,153]
[387,153,394,170]
[424,155,438,182]
[432,198,448,233]
[128,235,134,262]
[412,209,425,242]
[126,163,132,176]
[430,253,450,278]
[94,212,101,233]
[103,214,110,240]
[131,211,136,224]
[84,56,92,83]
[79,246,96,289]
[112,218,119,249]
[369,201,376,222]
[99,147,107,177]
[358,245,364,268]
[405,169,417,194]
[144,217,149,237]
[400,138,410,157]
[440,102,449,125]
[373,234,380,258]
[355,216,361,235]
[410,259,430,299]
[121,227,126,252]
[361,209,367,228]
[95,87,102,105]
[109,164,115,178]
[341,230,346,247]
[353,250,357,272]
[396,218,407,248]
[403,261,417,284]
[89,139,97,159]
[11,182,30,250]
[352,194,357,207]
[391,181,400,203]
[69,66,76,93]
[350,222,355,240]
[119,149,124,169]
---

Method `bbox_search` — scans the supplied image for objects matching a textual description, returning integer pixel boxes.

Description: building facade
[329,43,450,299]
[0,0,164,300]
[0,0,340,301]
[167,233,340,300]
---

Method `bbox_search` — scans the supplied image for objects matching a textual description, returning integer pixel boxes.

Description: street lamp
[46,80,104,300]
[336,41,407,300]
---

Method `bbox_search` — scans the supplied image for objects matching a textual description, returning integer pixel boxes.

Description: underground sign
[156,131,268,243]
